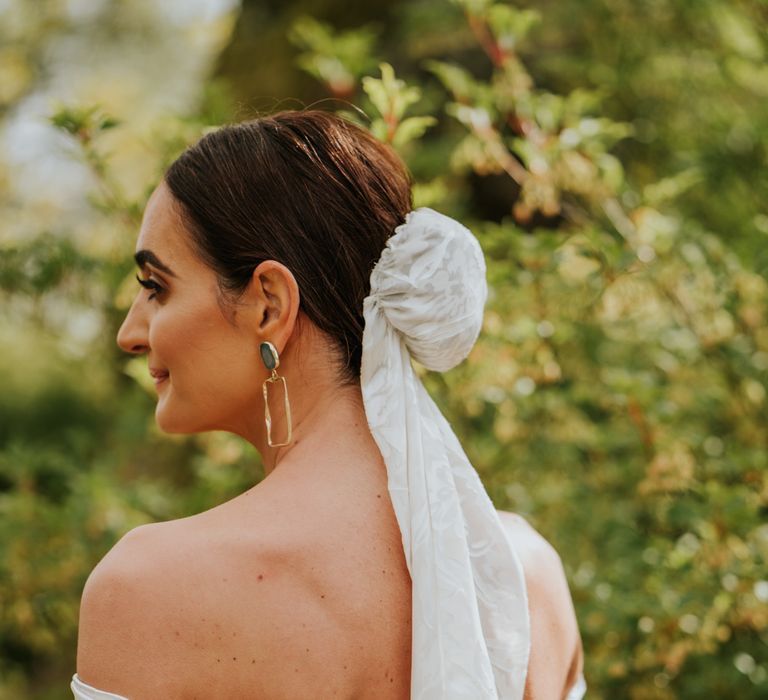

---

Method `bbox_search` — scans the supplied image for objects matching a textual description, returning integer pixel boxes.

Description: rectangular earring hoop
[262,373,292,447]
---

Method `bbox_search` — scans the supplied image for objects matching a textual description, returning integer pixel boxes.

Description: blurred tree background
[0,0,766,698]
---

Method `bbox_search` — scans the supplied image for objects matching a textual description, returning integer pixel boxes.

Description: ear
[248,260,301,353]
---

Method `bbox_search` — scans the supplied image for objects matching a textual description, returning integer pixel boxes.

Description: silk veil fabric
[361,208,531,699]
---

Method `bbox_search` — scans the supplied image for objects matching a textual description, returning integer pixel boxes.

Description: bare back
[78,453,412,699]
[177,471,414,699]
[78,461,581,699]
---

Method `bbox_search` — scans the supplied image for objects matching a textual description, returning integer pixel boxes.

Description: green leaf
[49,104,119,139]
[392,115,437,148]
[643,168,704,206]
[289,16,378,92]
[486,5,541,51]
[362,63,423,124]
[362,74,391,119]
[425,60,481,101]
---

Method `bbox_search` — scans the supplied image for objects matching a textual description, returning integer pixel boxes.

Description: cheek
[151,304,260,401]
[148,308,197,370]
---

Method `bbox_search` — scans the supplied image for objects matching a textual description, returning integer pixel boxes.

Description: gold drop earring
[260,341,292,447]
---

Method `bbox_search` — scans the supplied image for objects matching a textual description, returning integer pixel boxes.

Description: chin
[155,414,189,434]
[154,400,228,436]
[154,403,204,435]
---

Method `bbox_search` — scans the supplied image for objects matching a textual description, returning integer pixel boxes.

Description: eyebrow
[134,250,177,278]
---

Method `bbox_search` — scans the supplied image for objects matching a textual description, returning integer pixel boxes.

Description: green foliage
[361,63,437,147]
[49,105,120,141]
[2,0,767,698]
[289,1,768,696]
[289,16,379,98]
[0,234,91,296]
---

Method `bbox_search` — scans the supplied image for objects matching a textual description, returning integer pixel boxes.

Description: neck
[270,382,373,475]
[227,322,383,483]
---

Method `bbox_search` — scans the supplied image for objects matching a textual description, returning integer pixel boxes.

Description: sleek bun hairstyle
[164,110,413,385]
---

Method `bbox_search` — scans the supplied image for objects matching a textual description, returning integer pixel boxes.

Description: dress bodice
[72,671,587,699]
[71,674,129,699]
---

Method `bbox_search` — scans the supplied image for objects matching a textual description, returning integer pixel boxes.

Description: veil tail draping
[360,208,530,700]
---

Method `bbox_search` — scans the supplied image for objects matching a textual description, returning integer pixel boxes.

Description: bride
[72,110,586,699]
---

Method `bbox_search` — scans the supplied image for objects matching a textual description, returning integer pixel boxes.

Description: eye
[136,273,164,301]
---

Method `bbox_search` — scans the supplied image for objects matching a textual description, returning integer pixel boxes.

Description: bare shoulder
[496,510,555,560]
[76,520,199,697]
[75,509,375,699]
[77,519,244,699]
[497,510,584,700]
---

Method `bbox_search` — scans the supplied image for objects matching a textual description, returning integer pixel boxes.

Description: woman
[72,111,586,699]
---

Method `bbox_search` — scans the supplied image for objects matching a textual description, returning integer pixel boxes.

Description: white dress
[72,208,587,700]
[71,675,129,699]
[72,650,587,698]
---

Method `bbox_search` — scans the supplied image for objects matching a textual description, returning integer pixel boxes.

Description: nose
[117,296,150,355]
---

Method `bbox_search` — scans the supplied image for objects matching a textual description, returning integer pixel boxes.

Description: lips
[149,367,169,385]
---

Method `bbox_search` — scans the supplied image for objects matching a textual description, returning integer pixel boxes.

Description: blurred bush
[283,2,768,696]
[0,0,766,698]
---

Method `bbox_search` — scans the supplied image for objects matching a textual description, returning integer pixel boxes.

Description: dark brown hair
[164,110,413,385]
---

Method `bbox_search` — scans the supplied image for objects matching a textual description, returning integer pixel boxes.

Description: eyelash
[136,274,164,301]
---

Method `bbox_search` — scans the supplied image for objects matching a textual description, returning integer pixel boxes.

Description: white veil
[360,208,530,700]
